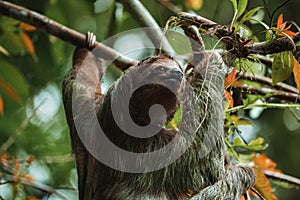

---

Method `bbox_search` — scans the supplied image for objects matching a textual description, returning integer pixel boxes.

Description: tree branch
[3,175,69,200]
[175,12,299,57]
[240,73,298,93]
[232,84,300,102]
[0,0,136,70]
[264,170,300,189]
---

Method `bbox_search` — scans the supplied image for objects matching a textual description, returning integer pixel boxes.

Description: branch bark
[231,84,300,102]
[175,12,299,57]
[0,0,136,70]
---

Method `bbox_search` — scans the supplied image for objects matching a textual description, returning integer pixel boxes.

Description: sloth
[62,32,255,200]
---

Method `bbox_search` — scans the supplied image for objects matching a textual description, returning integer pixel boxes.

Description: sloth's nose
[169,68,183,80]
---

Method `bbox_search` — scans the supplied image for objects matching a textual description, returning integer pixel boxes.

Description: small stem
[264,170,300,188]
[226,102,300,113]
[0,99,46,154]
[225,139,240,162]
[156,0,181,14]
[117,0,174,54]
[240,73,298,93]
[232,84,300,102]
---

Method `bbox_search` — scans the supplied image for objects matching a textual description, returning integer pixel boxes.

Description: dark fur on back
[63,50,255,199]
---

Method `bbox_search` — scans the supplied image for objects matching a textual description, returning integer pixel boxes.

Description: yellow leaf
[0,45,9,56]
[20,22,36,32]
[231,115,253,125]
[293,57,300,93]
[21,31,35,55]
[0,96,3,115]
[169,119,177,129]
[186,0,203,10]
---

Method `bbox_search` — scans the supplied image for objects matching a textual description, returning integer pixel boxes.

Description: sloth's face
[127,55,184,127]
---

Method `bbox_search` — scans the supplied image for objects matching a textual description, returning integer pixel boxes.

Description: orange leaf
[0,96,3,115]
[283,30,296,37]
[293,57,300,92]
[0,153,9,168]
[225,67,237,88]
[253,153,281,173]
[20,22,36,32]
[278,21,287,30]
[253,167,278,200]
[277,14,283,29]
[21,31,35,55]
[225,90,234,108]
[0,80,22,103]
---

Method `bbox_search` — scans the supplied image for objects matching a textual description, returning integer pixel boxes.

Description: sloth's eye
[157,66,167,73]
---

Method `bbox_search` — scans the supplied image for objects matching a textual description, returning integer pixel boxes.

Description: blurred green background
[0,0,299,199]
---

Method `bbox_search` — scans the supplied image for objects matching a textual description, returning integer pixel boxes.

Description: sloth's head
[114,54,184,128]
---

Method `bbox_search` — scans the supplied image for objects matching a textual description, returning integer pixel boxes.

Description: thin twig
[289,108,300,122]
[0,0,136,70]
[0,99,46,154]
[226,102,300,114]
[250,187,265,200]
[264,170,300,189]
[4,175,69,200]
[156,0,181,14]
[117,0,174,54]
[232,84,300,102]
[240,73,298,93]
[269,0,291,27]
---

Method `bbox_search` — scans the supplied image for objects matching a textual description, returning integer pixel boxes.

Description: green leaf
[239,7,262,24]
[237,0,248,18]
[0,59,29,105]
[164,106,182,130]
[233,137,268,151]
[94,0,115,14]
[272,51,294,85]
[230,0,238,11]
